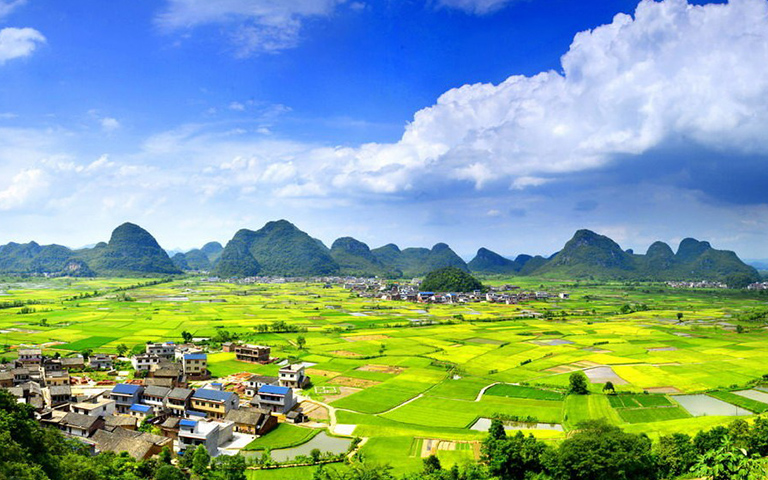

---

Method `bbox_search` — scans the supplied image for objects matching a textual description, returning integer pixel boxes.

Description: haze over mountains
[0,221,759,283]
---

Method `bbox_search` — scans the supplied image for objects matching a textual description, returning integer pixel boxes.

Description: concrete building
[166,387,193,417]
[278,364,309,389]
[17,348,42,366]
[189,388,239,420]
[131,354,160,372]
[234,344,270,363]
[146,342,175,359]
[182,353,208,379]
[177,419,234,456]
[71,396,116,418]
[256,384,295,414]
[110,383,144,414]
[142,385,170,415]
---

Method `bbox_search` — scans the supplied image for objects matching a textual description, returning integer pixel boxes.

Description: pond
[470,417,564,432]
[674,394,753,417]
[583,366,628,385]
[734,389,768,405]
[242,432,352,463]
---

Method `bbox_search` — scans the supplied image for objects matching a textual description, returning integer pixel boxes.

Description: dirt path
[474,382,500,402]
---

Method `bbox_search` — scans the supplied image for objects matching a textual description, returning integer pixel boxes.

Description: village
[0,340,317,461]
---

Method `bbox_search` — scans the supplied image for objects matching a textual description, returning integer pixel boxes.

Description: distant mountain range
[0,221,759,283]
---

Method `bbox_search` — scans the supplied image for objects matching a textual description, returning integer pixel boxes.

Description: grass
[485,384,564,401]
[617,406,691,423]
[243,424,321,451]
[608,394,674,408]
[709,391,768,414]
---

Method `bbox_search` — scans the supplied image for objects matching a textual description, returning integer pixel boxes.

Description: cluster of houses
[666,281,728,289]
[747,282,768,290]
[0,341,312,459]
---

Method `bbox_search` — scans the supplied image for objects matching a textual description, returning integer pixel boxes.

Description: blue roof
[112,384,142,395]
[130,403,152,413]
[260,384,290,395]
[419,292,434,295]
[186,410,207,418]
[180,419,197,428]
[192,388,234,402]
[184,353,206,360]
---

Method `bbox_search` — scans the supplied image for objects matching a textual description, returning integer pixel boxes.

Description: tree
[192,444,210,475]
[154,464,185,480]
[488,419,507,441]
[80,348,92,361]
[116,343,128,357]
[568,372,589,395]
[158,446,172,465]
[546,421,654,480]
[692,436,768,480]
[211,454,247,480]
[310,448,322,463]
[297,335,306,350]
[676,312,684,321]
[655,433,696,478]
[482,430,547,480]
[181,331,193,343]
[602,381,615,394]
[423,454,441,474]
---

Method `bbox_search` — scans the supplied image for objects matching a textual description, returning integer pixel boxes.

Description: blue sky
[3,0,768,261]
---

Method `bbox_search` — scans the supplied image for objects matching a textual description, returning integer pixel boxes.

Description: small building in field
[166,387,193,416]
[189,389,239,420]
[225,407,277,435]
[61,356,85,370]
[234,344,271,363]
[177,419,234,456]
[182,353,209,379]
[17,348,42,366]
[58,412,103,438]
[278,364,309,389]
[146,342,175,359]
[89,354,113,370]
[109,383,144,414]
[256,384,295,414]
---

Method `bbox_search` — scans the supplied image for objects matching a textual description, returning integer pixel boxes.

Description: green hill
[468,247,522,274]
[526,229,759,283]
[330,237,399,277]
[372,242,469,277]
[75,223,181,276]
[171,241,224,272]
[0,242,94,276]
[214,220,339,277]
[420,266,484,292]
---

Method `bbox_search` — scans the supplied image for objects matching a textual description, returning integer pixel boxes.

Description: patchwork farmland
[4,276,768,475]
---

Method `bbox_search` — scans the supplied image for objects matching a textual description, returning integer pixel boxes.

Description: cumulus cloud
[320,0,768,197]
[436,0,515,15]
[0,168,48,210]
[0,27,45,65]
[156,0,344,55]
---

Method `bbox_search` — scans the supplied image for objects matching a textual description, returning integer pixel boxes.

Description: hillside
[526,229,759,283]
[468,247,522,274]
[330,237,399,277]
[75,223,181,276]
[0,242,93,276]
[214,220,339,277]
[420,266,484,292]
[372,242,469,277]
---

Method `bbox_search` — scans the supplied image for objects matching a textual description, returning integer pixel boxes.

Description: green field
[4,276,768,478]
[244,424,321,451]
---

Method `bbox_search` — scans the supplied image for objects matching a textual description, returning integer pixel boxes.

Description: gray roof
[143,385,170,398]
[167,387,193,400]
[225,408,266,426]
[62,412,99,429]
[0,372,12,381]
[248,375,278,384]
[92,428,169,460]
[161,416,180,429]
[144,377,174,388]
[49,385,71,396]
[104,414,138,429]
[61,357,85,366]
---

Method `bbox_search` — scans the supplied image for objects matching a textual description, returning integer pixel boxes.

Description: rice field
[5,276,768,476]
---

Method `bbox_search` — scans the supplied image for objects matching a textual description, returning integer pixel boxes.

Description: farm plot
[484,384,564,401]
[673,394,753,417]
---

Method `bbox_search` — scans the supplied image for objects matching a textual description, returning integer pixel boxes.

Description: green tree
[655,433,696,478]
[211,454,247,480]
[482,430,547,480]
[677,312,684,321]
[546,421,654,480]
[297,335,306,350]
[181,331,193,343]
[192,444,210,475]
[488,419,507,441]
[423,454,441,474]
[602,381,615,394]
[158,446,172,464]
[310,448,322,463]
[154,464,186,480]
[80,348,92,361]
[568,372,589,395]
[116,343,128,357]
[692,436,768,480]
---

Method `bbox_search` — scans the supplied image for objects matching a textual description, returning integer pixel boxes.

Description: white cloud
[100,117,120,132]
[157,0,344,55]
[321,0,768,195]
[436,0,515,15]
[0,168,48,210]
[0,0,26,21]
[0,27,45,65]
[229,101,245,111]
